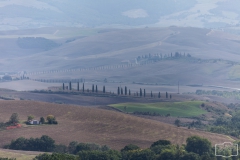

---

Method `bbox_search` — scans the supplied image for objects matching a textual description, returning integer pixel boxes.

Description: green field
[109,101,206,117]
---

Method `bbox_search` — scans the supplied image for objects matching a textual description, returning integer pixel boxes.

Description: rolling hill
[1,27,240,89]
[0,100,234,150]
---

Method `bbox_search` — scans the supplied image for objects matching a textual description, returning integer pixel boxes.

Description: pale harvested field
[0,149,43,160]
[0,100,235,150]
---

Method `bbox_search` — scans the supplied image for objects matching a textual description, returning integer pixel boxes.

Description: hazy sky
[0,0,239,30]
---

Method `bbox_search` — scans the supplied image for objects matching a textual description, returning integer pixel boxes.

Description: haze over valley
[1,1,240,159]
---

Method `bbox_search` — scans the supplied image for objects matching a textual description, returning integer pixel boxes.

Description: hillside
[0,100,234,150]
[1,27,240,90]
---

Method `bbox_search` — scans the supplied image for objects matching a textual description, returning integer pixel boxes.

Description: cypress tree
[77,82,79,91]
[129,89,131,95]
[166,92,168,98]
[158,92,161,98]
[103,86,105,93]
[125,86,127,95]
[121,88,123,95]
[69,82,72,90]
[83,83,85,92]
[144,89,146,97]
[63,83,65,90]
[92,84,94,92]
[140,88,142,97]
[170,94,172,99]
[118,87,120,95]
[96,85,98,93]
[151,91,153,97]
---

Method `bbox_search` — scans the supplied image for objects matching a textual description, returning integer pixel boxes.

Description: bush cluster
[5,135,239,160]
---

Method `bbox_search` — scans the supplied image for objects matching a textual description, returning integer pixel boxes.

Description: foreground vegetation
[2,135,238,160]
[110,101,206,117]
[207,110,240,138]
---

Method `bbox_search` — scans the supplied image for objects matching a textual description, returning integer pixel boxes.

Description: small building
[29,120,40,125]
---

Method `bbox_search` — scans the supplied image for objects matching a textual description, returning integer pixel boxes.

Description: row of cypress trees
[117,86,171,98]
[62,82,172,99]
[62,82,106,93]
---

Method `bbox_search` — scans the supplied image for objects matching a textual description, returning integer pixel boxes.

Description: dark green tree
[78,150,121,160]
[144,89,146,97]
[92,84,94,92]
[140,88,142,97]
[34,153,77,160]
[158,92,161,98]
[39,135,56,152]
[129,89,131,96]
[67,141,78,154]
[170,94,172,99]
[74,143,91,154]
[166,92,168,98]
[9,113,19,124]
[125,149,155,160]
[77,82,79,91]
[125,86,127,95]
[62,83,65,90]
[121,88,123,95]
[150,140,171,148]
[118,87,120,95]
[40,117,45,124]
[185,136,211,156]
[83,83,85,92]
[121,144,140,152]
[151,91,153,97]
[180,152,200,160]
[157,149,176,160]
[96,85,98,93]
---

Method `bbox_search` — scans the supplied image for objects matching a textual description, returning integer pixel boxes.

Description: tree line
[4,135,237,160]
[61,82,172,99]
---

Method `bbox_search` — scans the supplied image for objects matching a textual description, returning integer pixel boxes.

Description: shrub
[78,150,121,160]
[74,143,91,154]
[157,149,176,160]
[54,144,68,153]
[27,115,34,121]
[34,153,77,160]
[180,152,201,160]
[8,135,55,152]
[150,140,171,148]
[124,149,155,160]
[121,144,140,152]
[46,115,58,124]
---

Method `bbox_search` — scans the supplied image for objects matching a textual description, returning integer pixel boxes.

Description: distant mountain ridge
[1,0,239,30]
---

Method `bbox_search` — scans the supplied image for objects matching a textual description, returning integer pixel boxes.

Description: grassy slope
[0,100,234,150]
[110,101,207,117]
